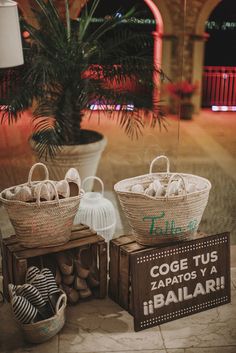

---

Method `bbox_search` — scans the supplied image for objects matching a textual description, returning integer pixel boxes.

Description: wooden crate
[109,235,154,313]
[109,235,177,313]
[1,224,107,301]
[108,232,231,320]
[108,234,135,303]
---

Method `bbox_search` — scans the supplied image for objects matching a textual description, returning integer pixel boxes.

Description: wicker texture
[114,156,211,246]
[0,163,83,248]
[20,292,67,344]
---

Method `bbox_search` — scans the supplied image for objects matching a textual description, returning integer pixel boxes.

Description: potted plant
[166,81,198,120]
[0,0,165,188]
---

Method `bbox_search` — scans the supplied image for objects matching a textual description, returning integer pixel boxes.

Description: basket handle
[56,292,67,314]
[82,176,104,196]
[149,155,170,174]
[28,163,49,186]
[166,174,187,199]
[35,180,60,206]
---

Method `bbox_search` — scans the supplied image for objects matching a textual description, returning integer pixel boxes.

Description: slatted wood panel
[108,235,135,302]
[2,224,107,301]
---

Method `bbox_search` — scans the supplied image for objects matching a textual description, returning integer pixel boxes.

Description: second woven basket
[114,155,211,246]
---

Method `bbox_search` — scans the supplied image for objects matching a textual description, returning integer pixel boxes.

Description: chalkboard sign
[130,232,230,331]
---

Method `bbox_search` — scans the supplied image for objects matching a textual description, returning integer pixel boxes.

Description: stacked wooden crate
[1,224,107,301]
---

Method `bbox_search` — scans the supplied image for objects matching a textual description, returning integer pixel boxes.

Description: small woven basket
[114,155,211,246]
[0,163,84,248]
[19,292,67,344]
[74,176,116,242]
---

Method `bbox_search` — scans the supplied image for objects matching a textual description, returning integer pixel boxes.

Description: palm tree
[0,0,165,159]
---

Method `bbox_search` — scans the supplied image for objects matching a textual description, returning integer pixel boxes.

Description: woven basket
[0,163,84,248]
[19,291,67,344]
[114,155,211,246]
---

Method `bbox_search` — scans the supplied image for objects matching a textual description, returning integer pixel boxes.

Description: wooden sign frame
[130,232,231,331]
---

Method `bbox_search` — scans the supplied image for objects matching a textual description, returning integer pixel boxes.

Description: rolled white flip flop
[13,186,32,202]
[32,184,51,201]
[4,190,15,200]
[55,180,70,199]
[46,181,56,200]
[64,168,81,197]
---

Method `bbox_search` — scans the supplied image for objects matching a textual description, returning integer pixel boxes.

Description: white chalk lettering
[150,258,188,278]
[211,251,218,262]
[193,252,219,267]
[146,279,220,315]
[151,281,158,291]
[193,282,206,297]
[153,294,165,308]
[165,290,178,305]
[206,279,216,293]
[210,265,217,274]
[200,267,207,277]
[157,280,165,288]
[155,271,197,289]
[183,286,193,300]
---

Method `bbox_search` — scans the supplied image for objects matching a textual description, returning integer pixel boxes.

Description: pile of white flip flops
[130,177,206,198]
[3,168,81,202]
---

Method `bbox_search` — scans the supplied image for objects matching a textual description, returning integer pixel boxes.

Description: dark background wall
[17,0,236,107]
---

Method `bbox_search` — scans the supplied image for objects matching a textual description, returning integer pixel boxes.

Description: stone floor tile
[231,268,236,289]
[230,246,236,268]
[160,291,236,349]
[181,347,236,353]
[73,351,166,353]
[1,338,59,353]
[0,303,26,352]
[0,303,58,353]
[58,299,165,353]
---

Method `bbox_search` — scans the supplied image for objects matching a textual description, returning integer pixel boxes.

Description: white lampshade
[0,0,24,68]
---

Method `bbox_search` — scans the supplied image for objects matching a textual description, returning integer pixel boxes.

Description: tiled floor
[0,109,236,352]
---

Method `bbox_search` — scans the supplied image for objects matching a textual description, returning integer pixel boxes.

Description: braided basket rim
[114,172,211,200]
